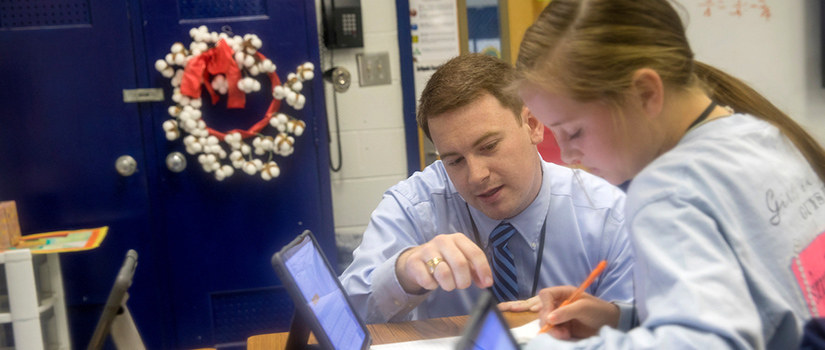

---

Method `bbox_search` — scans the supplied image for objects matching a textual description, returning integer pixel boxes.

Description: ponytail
[694,61,825,184]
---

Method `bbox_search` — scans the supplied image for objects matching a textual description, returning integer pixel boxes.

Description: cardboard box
[0,201,21,250]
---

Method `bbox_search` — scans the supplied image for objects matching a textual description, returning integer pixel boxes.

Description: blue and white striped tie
[490,222,518,302]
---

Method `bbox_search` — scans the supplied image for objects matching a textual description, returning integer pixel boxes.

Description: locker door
[0,1,168,348]
[139,0,335,347]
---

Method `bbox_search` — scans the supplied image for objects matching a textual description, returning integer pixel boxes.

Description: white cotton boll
[190,98,202,109]
[234,51,245,66]
[207,135,219,146]
[253,159,263,170]
[168,106,181,117]
[171,42,185,54]
[248,65,260,76]
[184,119,197,130]
[290,81,303,92]
[252,80,261,92]
[222,165,234,177]
[210,32,219,43]
[272,85,287,100]
[162,67,175,78]
[215,169,226,181]
[303,62,314,71]
[230,150,243,162]
[299,67,314,81]
[179,109,192,120]
[243,161,257,175]
[277,113,289,124]
[286,91,297,106]
[172,92,182,103]
[211,162,220,171]
[252,137,263,148]
[179,96,191,106]
[155,59,168,72]
[250,36,262,49]
[165,53,174,65]
[173,53,186,66]
[287,73,297,83]
[183,135,196,145]
[243,55,255,68]
[198,25,208,33]
[293,122,305,136]
[260,59,275,73]
[162,120,177,132]
[254,147,265,156]
[276,123,286,133]
[217,148,227,159]
[165,131,180,141]
[261,137,274,151]
[294,95,306,110]
[241,144,251,155]
[245,46,257,55]
[189,27,199,39]
[198,154,208,165]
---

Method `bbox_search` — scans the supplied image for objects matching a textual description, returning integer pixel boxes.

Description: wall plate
[356,52,392,87]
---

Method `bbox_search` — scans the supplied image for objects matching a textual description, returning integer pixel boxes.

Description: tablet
[271,230,371,350]
[455,290,520,350]
[87,249,139,350]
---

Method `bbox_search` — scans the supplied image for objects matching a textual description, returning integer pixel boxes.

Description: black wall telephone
[321,0,364,48]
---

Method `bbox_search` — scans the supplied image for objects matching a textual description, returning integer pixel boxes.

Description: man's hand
[537,286,620,340]
[497,295,542,312]
[395,233,493,294]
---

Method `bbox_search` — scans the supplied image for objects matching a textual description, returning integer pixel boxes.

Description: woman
[514,0,825,348]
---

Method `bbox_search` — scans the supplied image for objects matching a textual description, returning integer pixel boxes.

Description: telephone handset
[321,0,364,48]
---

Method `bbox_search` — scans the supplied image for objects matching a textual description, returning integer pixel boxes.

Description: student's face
[429,93,544,220]
[520,86,636,185]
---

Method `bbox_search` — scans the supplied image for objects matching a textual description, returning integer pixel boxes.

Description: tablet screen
[470,311,519,350]
[283,234,367,349]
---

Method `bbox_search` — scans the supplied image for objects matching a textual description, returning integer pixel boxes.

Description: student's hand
[497,295,542,312]
[537,286,620,340]
[395,233,493,294]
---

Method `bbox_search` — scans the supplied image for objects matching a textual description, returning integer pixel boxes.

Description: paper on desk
[370,335,458,350]
[510,319,541,344]
[368,319,541,349]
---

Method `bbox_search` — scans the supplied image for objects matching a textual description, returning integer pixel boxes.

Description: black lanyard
[465,203,547,297]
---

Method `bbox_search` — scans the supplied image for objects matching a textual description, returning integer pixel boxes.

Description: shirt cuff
[613,301,637,331]
[371,249,431,322]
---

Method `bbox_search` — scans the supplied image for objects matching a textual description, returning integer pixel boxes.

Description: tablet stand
[285,312,321,350]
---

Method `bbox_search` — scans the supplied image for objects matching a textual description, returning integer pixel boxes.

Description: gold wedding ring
[425,257,444,274]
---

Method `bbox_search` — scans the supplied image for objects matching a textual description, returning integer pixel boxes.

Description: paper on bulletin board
[409,0,461,101]
[9,226,108,254]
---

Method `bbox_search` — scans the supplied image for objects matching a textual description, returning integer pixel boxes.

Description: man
[339,54,633,324]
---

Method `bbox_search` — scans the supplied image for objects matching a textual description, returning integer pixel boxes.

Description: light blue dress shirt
[526,114,824,349]
[339,158,633,323]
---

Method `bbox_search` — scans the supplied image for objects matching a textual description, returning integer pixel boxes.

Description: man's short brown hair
[417,54,524,140]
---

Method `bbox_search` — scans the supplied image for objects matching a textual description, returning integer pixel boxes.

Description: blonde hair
[418,54,523,140]
[516,0,825,183]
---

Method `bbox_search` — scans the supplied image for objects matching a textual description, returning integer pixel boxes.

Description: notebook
[271,230,371,350]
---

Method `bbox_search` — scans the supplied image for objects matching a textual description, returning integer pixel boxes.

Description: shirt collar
[467,160,551,247]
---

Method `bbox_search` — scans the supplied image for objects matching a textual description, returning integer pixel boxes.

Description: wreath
[154,25,314,181]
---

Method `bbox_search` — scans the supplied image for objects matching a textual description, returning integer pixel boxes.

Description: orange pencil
[538,260,607,334]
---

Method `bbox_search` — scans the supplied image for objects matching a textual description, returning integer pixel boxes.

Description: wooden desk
[247,311,537,349]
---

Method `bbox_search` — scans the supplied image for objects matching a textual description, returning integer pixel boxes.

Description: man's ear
[523,107,545,145]
[631,68,664,119]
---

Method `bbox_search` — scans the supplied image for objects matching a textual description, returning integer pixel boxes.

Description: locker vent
[0,0,91,29]
[210,287,294,345]
[179,0,266,20]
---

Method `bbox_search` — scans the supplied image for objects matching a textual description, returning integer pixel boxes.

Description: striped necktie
[490,222,518,302]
